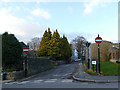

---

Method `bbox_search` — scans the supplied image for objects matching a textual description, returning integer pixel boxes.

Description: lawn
[85,61,120,76]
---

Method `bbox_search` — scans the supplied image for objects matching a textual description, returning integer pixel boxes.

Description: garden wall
[27,57,53,76]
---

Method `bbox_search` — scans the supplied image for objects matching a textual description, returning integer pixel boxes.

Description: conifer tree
[37,28,52,56]
[60,35,72,63]
[46,28,52,56]
[50,29,61,59]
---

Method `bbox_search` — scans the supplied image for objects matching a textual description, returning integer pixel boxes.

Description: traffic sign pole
[23,47,29,77]
[98,43,101,74]
[93,64,94,72]
[95,34,102,75]
[96,60,97,73]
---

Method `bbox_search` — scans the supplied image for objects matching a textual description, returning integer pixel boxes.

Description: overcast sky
[0,0,118,44]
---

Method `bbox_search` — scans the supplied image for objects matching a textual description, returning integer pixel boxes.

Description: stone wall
[3,57,53,80]
[27,57,53,76]
[6,71,24,80]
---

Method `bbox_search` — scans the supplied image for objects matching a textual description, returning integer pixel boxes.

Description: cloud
[31,8,51,20]
[83,0,100,15]
[0,8,48,43]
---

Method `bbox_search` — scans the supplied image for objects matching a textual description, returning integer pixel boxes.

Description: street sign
[92,61,96,65]
[95,34,102,74]
[95,36,102,44]
[23,47,29,53]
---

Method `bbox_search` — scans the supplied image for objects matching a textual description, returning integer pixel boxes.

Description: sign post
[95,34,102,75]
[86,42,91,69]
[23,47,29,77]
[23,47,29,53]
[92,61,96,72]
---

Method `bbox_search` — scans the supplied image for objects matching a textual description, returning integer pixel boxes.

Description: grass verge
[84,61,120,76]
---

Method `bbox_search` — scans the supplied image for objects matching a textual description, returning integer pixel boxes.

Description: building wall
[90,41,119,62]
[90,41,113,61]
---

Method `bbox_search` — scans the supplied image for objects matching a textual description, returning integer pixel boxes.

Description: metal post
[24,56,27,77]
[93,64,94,72]
[88,44,89,69]
[90,45,91,69]
[96,60,97,73]
[98,43,101,74]
[88,59,89,69]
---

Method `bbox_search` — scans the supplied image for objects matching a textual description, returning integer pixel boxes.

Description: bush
[3,69,14,72]
[2,32,23,70]
[85,69,97,76]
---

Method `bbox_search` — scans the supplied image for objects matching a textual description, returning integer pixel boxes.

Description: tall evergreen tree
[60,35,72,63]
[37,30,47,56]
[50,29,61,59]
[37,28,52,56]
[46,28,52,56]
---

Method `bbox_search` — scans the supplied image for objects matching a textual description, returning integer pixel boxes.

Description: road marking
[49,79,57,81]
[5,82,14,84]
[33,80,43,83]
[53,75,60,76]
[17,81,30,84]
[61,79,73,82]
[44,80,56,83]
[5,82,19,84]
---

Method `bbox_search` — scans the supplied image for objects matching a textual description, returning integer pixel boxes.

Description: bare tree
[28,37,41,51]
[71,36,87,59]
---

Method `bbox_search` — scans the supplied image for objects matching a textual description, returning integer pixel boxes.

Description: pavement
[72,63,120,83]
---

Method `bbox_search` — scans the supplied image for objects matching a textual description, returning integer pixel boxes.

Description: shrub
[3,69,14,72]
[2,32,23,70]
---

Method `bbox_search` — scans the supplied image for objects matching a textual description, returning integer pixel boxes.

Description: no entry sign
[95,36,102,44]
[23,47,29,53]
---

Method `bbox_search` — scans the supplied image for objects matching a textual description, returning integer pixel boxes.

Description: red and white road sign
[23,47,29,53]
[95,36,102,44]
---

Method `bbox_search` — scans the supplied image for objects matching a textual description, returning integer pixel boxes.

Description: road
[2,62,119,88]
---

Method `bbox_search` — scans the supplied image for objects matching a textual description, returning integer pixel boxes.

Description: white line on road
[44,80,56,83]
[61,79,73,82]
[5,82,18,84]
[17,81,30,84]
[33,80,43,83]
